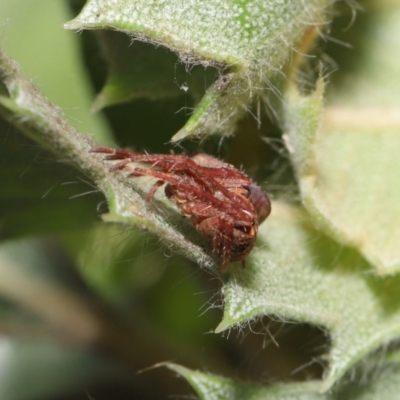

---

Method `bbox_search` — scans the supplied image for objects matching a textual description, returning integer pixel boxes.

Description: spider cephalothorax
[91,148,271,272]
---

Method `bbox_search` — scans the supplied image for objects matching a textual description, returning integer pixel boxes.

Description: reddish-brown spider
[91,148,271,272]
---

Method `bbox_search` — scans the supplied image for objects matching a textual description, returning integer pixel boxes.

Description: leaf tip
[171,127,191,142]
[214,319,231,334]
[63,19,83,31]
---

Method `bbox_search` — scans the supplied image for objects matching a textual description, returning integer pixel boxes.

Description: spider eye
[234,222,251,234]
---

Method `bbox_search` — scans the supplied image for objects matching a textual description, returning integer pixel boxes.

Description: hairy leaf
[165,355,400,400]
[166,362,323,400]
[282,2,400,274]
[65,0,332,140]
[218,202,400,391]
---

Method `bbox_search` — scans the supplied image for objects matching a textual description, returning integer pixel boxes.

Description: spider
[91,148,271,272]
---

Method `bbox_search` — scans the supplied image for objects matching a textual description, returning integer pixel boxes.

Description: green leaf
[282,3,400,275]
[217,202,400,391]
[65,0,332,140]
[165,362,323,400]
[166,354,400,400]
[334,354,400,400]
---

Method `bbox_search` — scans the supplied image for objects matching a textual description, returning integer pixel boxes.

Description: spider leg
[131,167,254,227]
[146,180,164,201]
[98,148,235,198]
[92,147,191,169]
[109,159,131,171]
[124,156,220,194]
[156,160,252,211]
[122,154,191,170]
[96,152,254,225]
[156,158,249,200]
[134,168,235,271]
[92,147,253,212]
[128,167,228,210]
[90,147,134,160]
[166,161,253,210]
[218,219,234,273]
[93,149,214,191]
[196,215,234,273]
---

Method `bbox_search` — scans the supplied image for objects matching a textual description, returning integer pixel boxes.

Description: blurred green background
[0,0,108,139]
